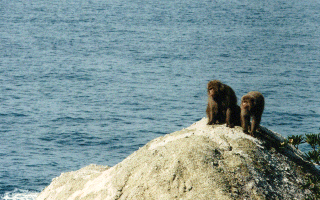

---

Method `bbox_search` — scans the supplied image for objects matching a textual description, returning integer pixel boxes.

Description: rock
[37,118,319,200]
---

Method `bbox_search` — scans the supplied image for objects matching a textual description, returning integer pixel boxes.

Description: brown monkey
[240,91,265,135]
[206,80,240,128]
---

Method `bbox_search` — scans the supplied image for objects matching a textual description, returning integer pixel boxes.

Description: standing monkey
[206,80,240,128]
[240,91,265,135]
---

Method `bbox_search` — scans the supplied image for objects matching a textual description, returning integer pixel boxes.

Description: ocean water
[1,0,320,199]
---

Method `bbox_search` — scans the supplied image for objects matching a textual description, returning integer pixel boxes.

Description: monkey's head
[207,80,224,99]
[241,96,254,110]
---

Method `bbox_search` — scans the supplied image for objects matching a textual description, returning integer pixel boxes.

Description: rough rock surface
[37,118,319,200]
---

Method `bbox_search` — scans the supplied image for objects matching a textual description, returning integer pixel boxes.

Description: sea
[1,0,320,199]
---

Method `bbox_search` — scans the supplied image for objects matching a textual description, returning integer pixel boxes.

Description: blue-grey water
[1,0,320,199]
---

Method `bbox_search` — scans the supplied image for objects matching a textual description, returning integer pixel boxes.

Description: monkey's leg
[241,114,250,134]
[251,115,261,134]
[226,108,234,128]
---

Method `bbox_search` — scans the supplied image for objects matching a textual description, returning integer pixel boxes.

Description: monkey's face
[208,87,220,100]
[208,88,215,96]
[207,80,222,100]
[241,98,253,111]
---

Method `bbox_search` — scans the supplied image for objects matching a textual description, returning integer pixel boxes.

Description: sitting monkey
[206,80,240,128]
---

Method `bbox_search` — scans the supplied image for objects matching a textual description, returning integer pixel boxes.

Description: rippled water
[1,0,320,198]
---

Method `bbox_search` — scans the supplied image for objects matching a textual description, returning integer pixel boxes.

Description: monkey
[206,80,240,128]
[240,91,265,135]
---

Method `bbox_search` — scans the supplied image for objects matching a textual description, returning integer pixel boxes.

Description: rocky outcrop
[37,118,319,200]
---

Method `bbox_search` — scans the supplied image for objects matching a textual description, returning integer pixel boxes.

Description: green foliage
[305,150,320,165]
[287,134,305,149]
[305,133,319,151]
[284,132,320,199]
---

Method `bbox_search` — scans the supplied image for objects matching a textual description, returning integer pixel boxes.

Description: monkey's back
[223,84,238,107]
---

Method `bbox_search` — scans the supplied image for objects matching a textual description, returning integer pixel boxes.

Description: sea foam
[2,189,38,200]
